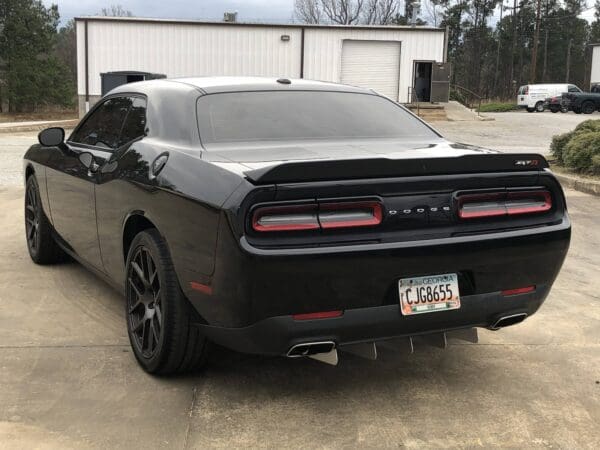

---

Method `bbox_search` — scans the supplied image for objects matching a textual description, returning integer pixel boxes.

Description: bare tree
[295,0,400,25]
[363,0,400,25]
[322,0,364,24]
[421,0,443,27]
[100,5,133,17]
[294,0,322,23]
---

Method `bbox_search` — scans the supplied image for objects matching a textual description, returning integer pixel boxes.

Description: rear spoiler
[244,153,549,184]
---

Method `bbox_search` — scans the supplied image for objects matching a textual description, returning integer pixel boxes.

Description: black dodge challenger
[23,77,571,373]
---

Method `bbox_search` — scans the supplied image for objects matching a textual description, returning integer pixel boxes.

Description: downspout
[300,27,305,79]
[85,19,90,112]
[443,25,449,64]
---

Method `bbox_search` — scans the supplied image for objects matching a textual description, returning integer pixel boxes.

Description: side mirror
[79,152,99,172]
[38,127,65,147]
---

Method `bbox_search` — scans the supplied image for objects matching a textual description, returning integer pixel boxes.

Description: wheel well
[25,165,35,180]
[123,214,156,261]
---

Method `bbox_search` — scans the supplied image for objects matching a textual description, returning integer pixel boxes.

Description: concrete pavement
[1,114,599,448]
[0,186,599,449]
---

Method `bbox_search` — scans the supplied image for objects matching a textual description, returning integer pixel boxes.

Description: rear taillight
[319,201,382,229]
[252,204,319,232]
[251,200,382,232]
[458,190,552,220]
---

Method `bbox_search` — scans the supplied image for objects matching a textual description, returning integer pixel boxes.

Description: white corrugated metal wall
[591,46,600,85]
[303,28,443,102]
[76,18,445,104]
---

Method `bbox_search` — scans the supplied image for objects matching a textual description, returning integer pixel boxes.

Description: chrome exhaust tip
[287,341,336,357]
[490,313,528,330]
[286,341,338,365]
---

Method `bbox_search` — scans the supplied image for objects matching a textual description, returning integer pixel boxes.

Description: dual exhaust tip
[285,314,527,366]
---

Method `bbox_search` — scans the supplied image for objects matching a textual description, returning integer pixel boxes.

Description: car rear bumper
[184,214,570,346]
[197,284,549,356]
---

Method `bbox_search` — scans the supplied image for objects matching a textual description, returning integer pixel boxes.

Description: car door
[45,96,132,270]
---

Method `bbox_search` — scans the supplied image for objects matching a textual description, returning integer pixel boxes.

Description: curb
[553,172,600,197]
[0,120,79,134]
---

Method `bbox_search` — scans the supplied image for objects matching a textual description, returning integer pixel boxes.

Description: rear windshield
[196,91,437,146]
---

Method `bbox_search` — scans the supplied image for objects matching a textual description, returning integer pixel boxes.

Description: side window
[118,97,147,147]
[70,97,132,149]
[568,85,580,93]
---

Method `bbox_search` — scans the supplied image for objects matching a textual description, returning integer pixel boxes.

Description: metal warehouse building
[75,16,449,116]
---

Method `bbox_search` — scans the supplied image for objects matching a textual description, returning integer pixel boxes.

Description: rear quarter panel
[94,140,244,291]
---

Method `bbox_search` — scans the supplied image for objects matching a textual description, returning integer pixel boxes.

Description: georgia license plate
[398,273,461,316]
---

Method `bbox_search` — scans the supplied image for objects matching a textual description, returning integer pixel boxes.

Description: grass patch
[477,102,520,113]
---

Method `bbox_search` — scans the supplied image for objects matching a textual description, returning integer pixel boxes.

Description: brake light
[251,200,382,232]
[458,190,552,220]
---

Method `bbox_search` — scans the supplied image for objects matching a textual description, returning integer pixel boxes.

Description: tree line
[2,0,599,112]
[0,1,131,113]
[295,0,600,99]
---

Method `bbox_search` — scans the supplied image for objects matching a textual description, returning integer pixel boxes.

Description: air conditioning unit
[223,12,238,22]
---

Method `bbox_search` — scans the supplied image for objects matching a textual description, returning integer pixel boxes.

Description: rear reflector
[458,190,551,220]
[293,310,343,320]
[502,286,535,296]
[252,200,382,232]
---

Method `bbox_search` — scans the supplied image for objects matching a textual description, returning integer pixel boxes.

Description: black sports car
[23,77,571,373]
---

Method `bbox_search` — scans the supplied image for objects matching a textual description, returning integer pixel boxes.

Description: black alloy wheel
[25,180,40,255]
[127,245,163,358]
[24,175,65,264]
[125,229,210,374]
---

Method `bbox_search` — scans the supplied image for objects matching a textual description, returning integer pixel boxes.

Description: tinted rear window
[196,91,437,145]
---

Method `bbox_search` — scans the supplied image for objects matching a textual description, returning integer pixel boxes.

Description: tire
[573,107,582,114]
[582,101,596,114]
[25,175,66,264]
[125,229,209,374]
[535,101,545,112]
[550,106,559,113]
[561,106,568,113]
[526,107,535,113]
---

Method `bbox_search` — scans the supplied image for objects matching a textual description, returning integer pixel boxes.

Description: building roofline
[74,15,444,32]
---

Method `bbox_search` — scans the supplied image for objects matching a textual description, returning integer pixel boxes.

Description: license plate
[398,273,460,316]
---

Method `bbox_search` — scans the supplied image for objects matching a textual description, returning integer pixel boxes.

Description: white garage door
[341,40,401,101]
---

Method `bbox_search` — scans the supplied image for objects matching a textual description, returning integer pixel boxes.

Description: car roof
[109,76,374,96]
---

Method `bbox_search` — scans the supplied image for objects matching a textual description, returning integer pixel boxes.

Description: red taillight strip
[505,191,552,216]
[292,310,343,320]
[252,204,319,232]
[251,200,383,232]
[458,192,506,219]
[319,201,382,229]
[458,190,552,220]
[502,286,535,296]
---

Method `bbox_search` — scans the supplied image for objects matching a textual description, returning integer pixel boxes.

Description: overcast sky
[43,0,296,24]
[44,0,595,26]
